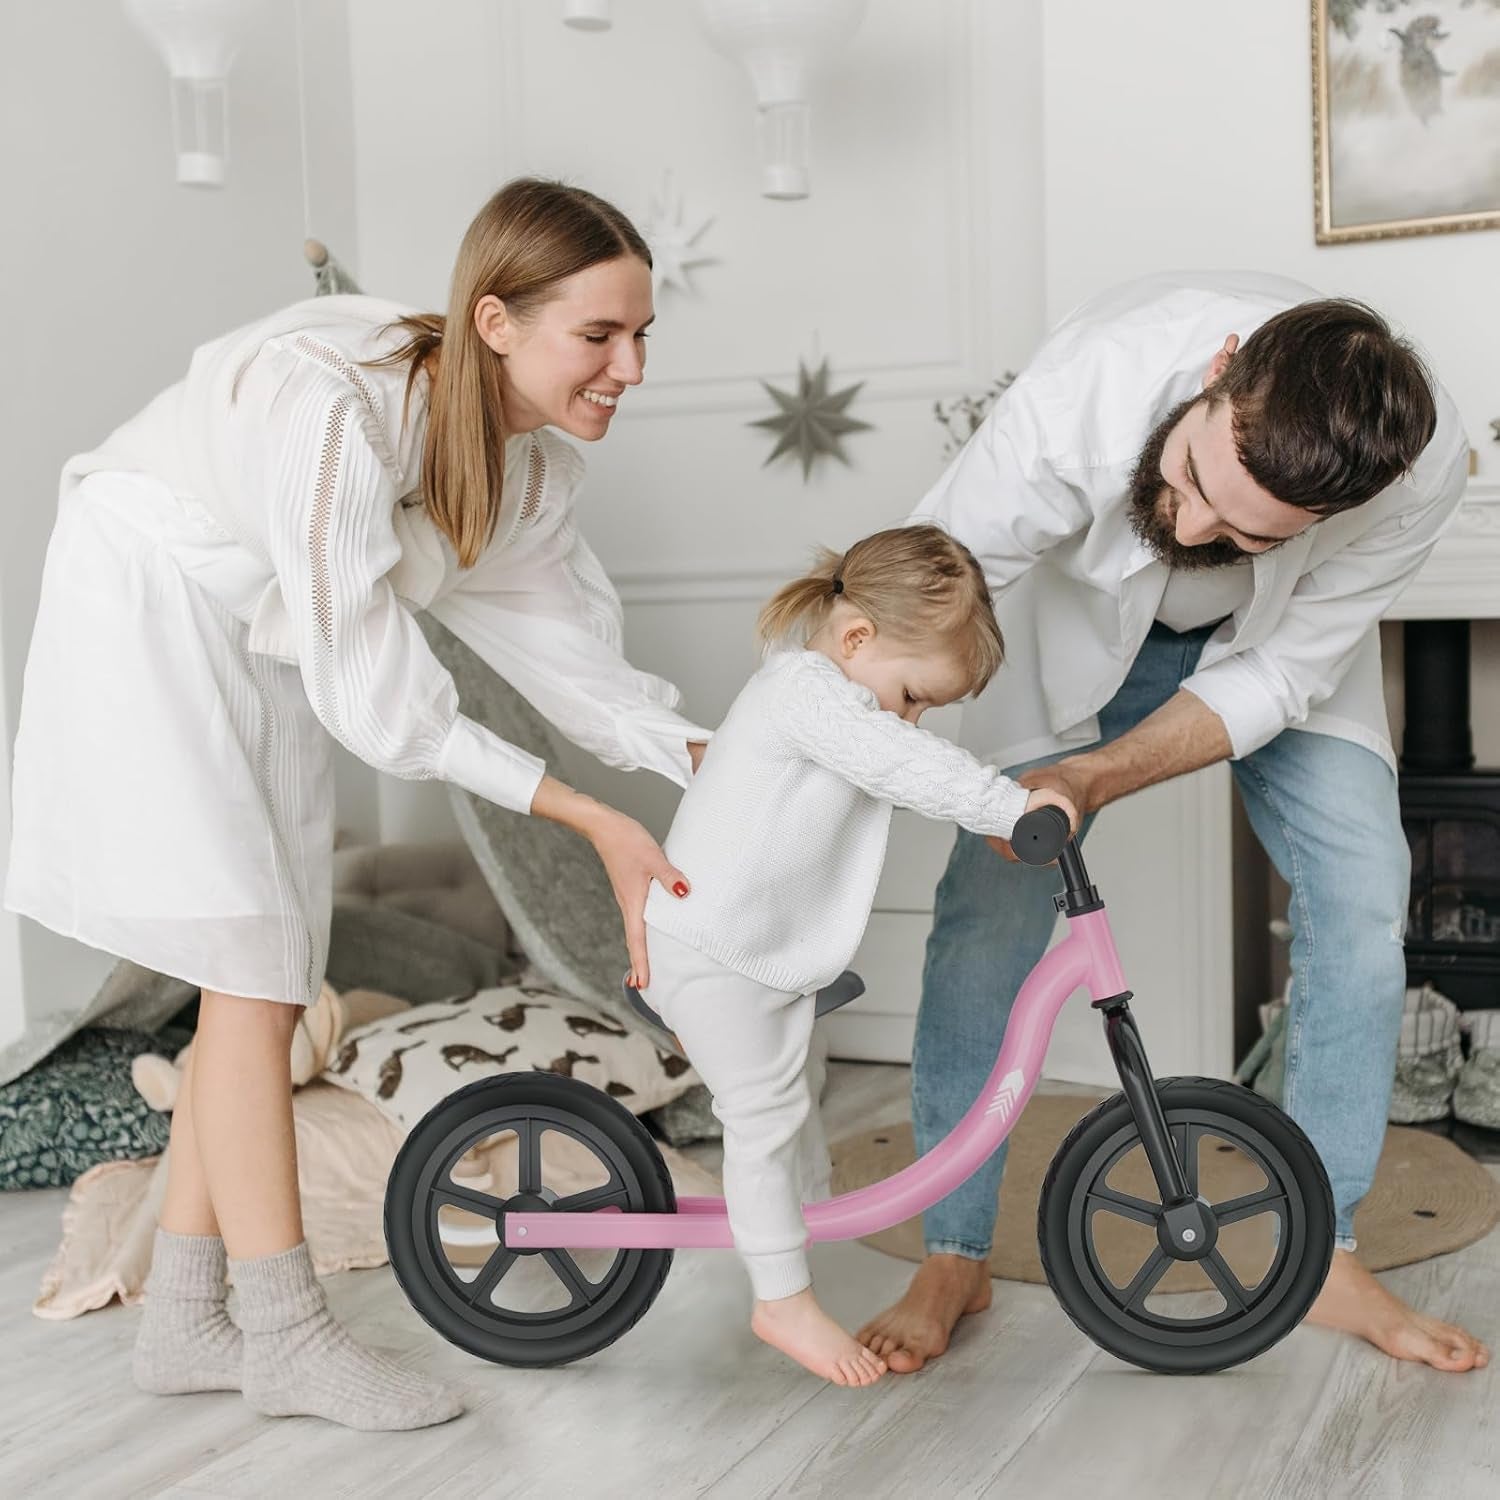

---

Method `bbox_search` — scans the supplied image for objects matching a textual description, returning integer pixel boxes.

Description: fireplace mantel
[1388,482,1500,621]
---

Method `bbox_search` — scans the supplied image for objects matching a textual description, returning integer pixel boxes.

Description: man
[858,271,1488,1374]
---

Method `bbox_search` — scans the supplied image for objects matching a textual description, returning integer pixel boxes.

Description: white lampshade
[124,0,258,186]
[698,0,867,199]
[562,0,613,30]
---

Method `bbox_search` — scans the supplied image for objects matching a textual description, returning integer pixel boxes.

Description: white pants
[644,927,831,1301]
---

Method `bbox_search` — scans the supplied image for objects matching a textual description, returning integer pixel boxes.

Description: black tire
[1038,1077,1334,1375]
[385,1072,675,1368]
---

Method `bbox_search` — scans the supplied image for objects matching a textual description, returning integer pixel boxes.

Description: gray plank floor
[2,1061,1497,1499]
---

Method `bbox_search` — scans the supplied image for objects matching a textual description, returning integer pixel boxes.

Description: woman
[4,178,708,1430]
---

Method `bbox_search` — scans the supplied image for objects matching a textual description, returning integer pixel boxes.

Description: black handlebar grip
[1010,803,1072,866]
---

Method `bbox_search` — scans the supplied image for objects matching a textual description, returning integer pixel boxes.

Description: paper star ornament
[639,176,715,296]
[750,358,873,480]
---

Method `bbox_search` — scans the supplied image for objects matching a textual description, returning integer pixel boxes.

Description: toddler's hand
[1023,787,1078,832]
[987,788,1079,862]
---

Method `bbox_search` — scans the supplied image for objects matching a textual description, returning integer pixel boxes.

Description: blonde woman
[5,179,708,1430]
[637,526,1076,1387]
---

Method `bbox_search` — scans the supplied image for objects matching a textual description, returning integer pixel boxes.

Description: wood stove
[1400,620,1500,1008]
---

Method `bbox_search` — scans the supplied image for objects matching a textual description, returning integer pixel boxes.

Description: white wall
[0,0,357,1044]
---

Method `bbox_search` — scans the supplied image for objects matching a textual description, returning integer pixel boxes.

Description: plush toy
[130,983,409,1112]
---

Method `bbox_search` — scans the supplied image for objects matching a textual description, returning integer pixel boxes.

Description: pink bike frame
[504,907,1128,1253]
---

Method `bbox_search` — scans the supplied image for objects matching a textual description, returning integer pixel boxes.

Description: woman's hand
[530,775,689,989]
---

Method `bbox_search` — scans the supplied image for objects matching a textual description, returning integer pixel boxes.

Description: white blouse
[58,295,709,813]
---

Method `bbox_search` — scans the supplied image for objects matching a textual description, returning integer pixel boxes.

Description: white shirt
[644,649,1030,995]
[909,272,1470,773]
[1155,562,1254,633]
[58,296,710,813]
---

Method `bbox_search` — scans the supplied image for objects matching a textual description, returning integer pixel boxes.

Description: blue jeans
[913,621,1408,1256]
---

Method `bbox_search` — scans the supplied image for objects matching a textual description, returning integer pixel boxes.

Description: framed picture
[1313,0,1500,244]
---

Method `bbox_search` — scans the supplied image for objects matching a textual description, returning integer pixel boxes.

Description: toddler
[640,524,1076,1386]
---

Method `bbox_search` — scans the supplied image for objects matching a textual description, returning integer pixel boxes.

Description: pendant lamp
[698,0,867,200]
[123,0,257,187]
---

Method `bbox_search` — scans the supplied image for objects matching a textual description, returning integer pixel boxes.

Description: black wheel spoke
[1172,1122,1201,1196]
[554,1180,632,1214]
[1121,1247,1172,1312]
[466,1245,519,1306]
[1212,1187,1289,1226]
[517,1118,544,1194]
[1085,1186,1161,1226]
[1201,1251,1251,1313]
[543,1250,597,1308]
[431,1181,504,1217]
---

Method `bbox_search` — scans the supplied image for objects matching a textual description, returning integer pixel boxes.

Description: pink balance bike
[385,806,1334,1375]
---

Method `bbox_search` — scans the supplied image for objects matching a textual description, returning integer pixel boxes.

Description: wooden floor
[3,1061,1498,1500]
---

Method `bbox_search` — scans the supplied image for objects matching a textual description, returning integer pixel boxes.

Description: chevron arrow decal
[983,1068,1027,1119]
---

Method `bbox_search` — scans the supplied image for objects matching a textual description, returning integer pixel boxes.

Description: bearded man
[857,272,1488,1376]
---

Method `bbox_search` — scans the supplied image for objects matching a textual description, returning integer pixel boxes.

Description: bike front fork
[1096,993,1218,1259]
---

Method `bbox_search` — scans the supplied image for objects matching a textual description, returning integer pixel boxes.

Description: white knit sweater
[644,649,1031,994]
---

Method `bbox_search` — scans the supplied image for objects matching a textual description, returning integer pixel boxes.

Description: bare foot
[856,1253,992,1374]
[751,1290,887,1386]
[1307,1249,1490,1372]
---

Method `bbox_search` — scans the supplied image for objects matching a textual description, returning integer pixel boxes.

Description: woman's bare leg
[158,1045,220,1238]
[189,991,303,1257]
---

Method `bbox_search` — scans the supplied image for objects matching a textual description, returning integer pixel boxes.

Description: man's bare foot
[856,1253,992,1374]
[752,1290,887,1386]
[1307,1249,1490,1372]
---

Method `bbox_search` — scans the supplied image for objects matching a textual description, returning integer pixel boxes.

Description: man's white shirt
[909,271,1470,773]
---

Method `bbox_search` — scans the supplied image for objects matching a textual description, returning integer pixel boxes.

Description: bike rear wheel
[385,1073,675,1368]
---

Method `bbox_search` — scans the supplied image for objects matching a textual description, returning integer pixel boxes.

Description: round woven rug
[829,1091,1500,1284]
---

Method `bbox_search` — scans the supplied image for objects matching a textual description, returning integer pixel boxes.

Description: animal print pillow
[319,969,701,1132]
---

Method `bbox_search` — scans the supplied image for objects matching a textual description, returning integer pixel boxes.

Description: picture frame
[1312,0,1500,244]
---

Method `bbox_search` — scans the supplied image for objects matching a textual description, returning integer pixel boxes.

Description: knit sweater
[644,649,1031,994]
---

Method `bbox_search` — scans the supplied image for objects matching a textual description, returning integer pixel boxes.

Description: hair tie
[831,577,845,596]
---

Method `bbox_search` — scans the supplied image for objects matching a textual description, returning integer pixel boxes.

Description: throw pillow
[0,1028,177,1190]
[320,971,700,1132]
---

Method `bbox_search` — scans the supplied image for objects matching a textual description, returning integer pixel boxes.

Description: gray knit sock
[132,1229,243,1395]
[233,1242,463,1431]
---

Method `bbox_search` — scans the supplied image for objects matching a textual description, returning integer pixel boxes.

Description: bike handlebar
[1010,803,1073,866]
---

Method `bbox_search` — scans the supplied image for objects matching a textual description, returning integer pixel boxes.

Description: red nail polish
[673,881,688,898]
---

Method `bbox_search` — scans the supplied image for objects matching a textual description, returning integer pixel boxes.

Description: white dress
[4,296,709,1004]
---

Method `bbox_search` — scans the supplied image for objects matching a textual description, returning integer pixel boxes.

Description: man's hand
[984,690,1234,861]
[987,763,1092,860]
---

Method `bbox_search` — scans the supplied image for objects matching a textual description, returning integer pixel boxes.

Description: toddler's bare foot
[751,1289,887,1386]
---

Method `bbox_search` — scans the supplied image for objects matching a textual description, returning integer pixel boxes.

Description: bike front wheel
[1038,1077,1334,1374]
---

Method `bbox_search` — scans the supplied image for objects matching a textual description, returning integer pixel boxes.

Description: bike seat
[622,970,866,1034]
